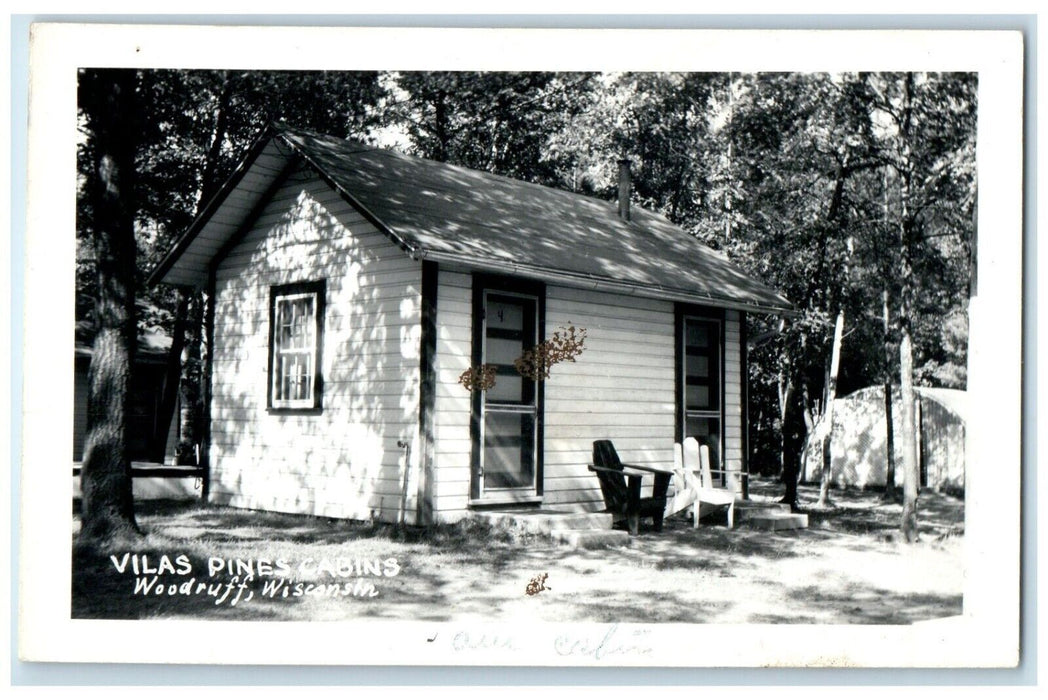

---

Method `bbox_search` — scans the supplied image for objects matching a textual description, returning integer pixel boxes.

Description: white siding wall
[209,170,422,523]
[542,286,677,509]
[429,270,473,520]
[723,310,745,491]
[428,275,748,520]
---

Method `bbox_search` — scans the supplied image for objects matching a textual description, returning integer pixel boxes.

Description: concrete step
[473,509,613,535]
[734,500,793,523]
[550,528,631,549]
[742,512,809,531]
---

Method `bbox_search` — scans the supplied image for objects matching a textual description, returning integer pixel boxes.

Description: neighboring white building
[803,385,967,494]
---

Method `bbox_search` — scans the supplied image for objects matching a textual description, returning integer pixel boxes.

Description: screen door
[478,291,539,498]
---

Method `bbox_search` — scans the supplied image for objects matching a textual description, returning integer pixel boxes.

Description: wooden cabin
[149,125,791,524]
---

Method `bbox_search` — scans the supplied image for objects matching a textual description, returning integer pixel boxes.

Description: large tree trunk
[897,72,921,542]
[816,309,845,508]
[78,68,141,543]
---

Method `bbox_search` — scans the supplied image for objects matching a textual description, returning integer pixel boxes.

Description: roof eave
[421,249,796,317]
[146,124,282,288]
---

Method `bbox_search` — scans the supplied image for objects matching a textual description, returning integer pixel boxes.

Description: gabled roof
[915,387,967,424]
[150,125,792,314]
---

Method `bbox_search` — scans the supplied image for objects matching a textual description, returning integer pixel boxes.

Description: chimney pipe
[617,158,631,222]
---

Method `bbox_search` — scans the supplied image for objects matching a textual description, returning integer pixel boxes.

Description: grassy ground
[71,478,964,624]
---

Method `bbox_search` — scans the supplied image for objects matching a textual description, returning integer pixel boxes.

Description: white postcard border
[18,23,1024,668]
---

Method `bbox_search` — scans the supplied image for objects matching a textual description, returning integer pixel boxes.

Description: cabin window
[268,280,325,411]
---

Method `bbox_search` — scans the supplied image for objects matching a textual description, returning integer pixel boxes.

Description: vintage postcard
[18,23,1023,668]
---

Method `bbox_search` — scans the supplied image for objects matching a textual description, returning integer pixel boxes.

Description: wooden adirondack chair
[682,436,735,528]
[589,440,672,535]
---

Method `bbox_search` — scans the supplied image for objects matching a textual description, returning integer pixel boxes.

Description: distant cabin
[73,332,179,464]
[802,385,967,495]
[73,332,200,502]
[149,125,792,524]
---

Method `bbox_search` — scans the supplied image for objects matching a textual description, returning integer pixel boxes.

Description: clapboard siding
[208,169,422,524]
[429,270,474,518]
[722,311,744,484]
[541,286,676,510]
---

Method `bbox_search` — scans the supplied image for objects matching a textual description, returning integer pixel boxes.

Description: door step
[741,511,809,531]
[550,528,631,549]
[734,500,793,520]
[472,509,613,535]
[734,500,809,530]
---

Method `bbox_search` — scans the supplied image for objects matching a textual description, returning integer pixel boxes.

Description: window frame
[267,279,326,413]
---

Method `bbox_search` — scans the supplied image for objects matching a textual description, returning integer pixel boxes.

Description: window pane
[487,299,524,331]
[685,322,710,348]
[279,357,292,401]
[686,384,711,410]
[484,411,536,489]
[288,353,311,400]
[686,353,709,378]
[486,371,523,403]
[486,336,521,366]
[279,315,293,347]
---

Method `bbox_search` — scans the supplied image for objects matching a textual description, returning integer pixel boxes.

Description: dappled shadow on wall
[210,180,421,524]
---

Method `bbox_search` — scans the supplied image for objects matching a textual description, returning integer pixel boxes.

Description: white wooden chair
[682,437,735,528]
[664,442,699,519]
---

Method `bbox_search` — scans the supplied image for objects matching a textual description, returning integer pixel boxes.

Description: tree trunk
[897,73,920,542]
[899,328,920,542]
[778,371,799,509]
[177,292,204,465]
[882,289,897,501]
[883,382,897,499]
[817,309,845,508]
[150,289,188,462]
[78,68,141,542]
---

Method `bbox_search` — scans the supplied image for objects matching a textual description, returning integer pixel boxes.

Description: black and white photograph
[16,23,1024,669]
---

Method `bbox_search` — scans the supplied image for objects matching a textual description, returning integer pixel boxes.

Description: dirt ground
[71,478,964,624]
